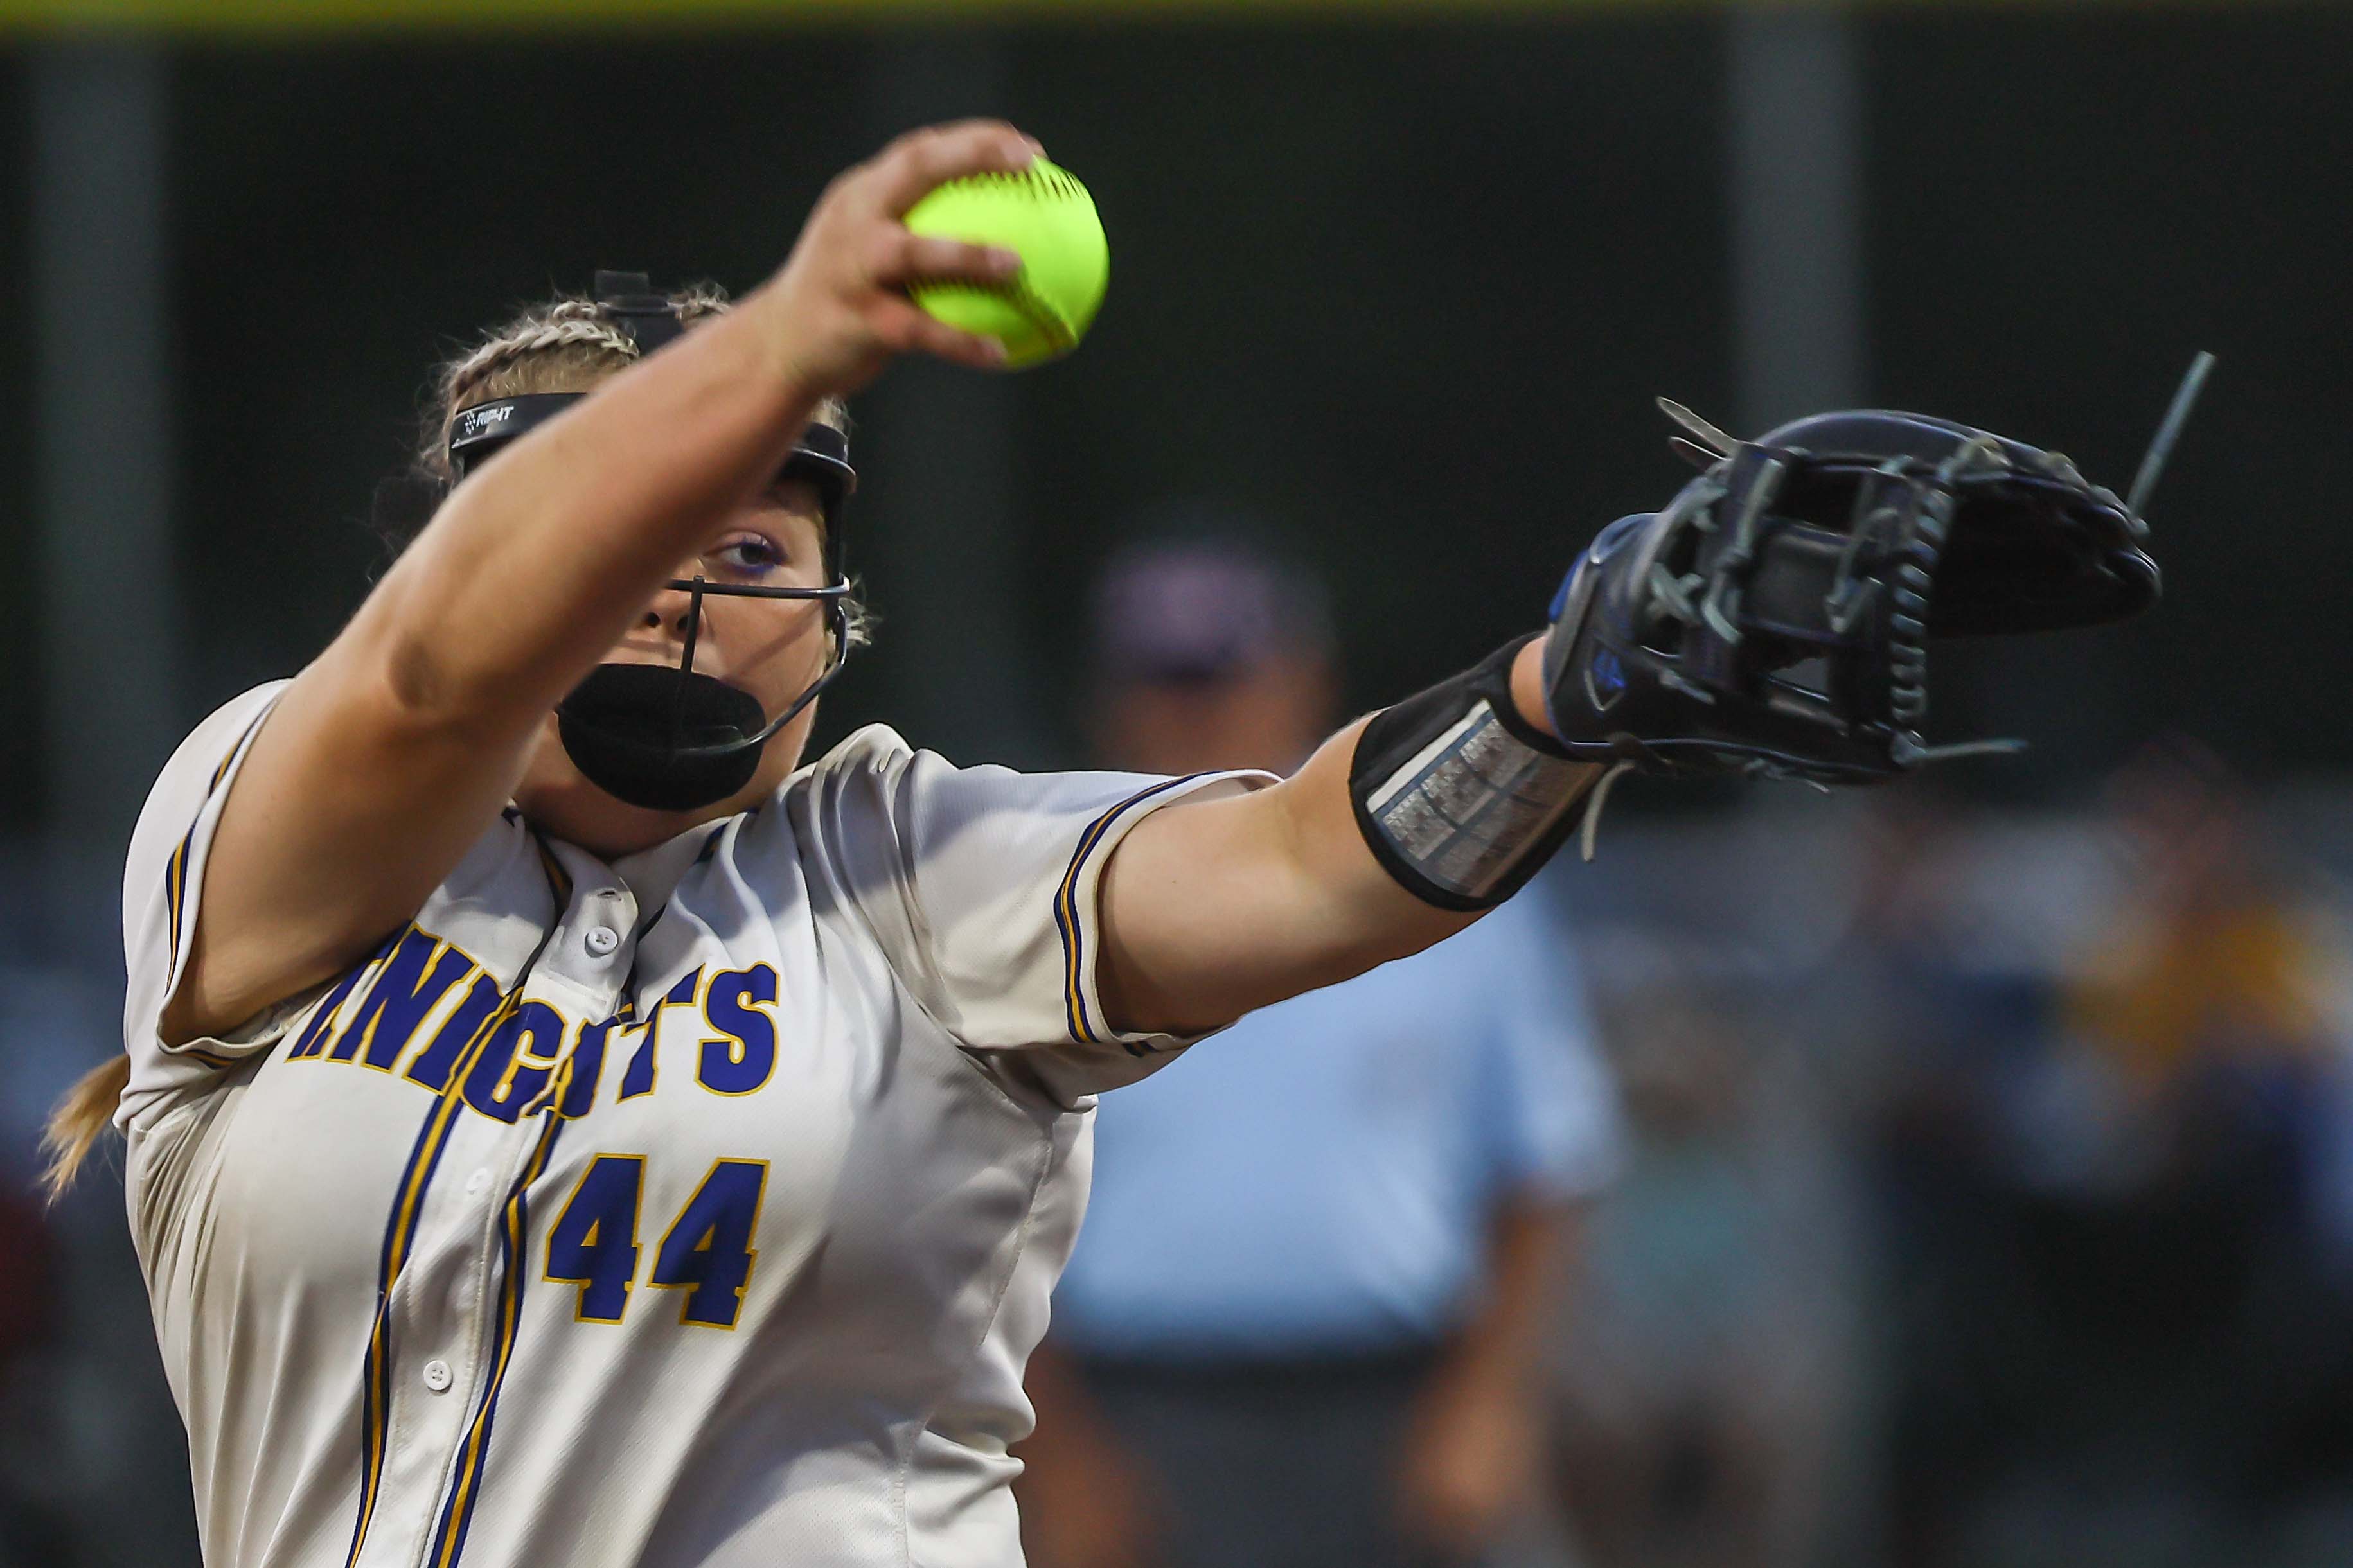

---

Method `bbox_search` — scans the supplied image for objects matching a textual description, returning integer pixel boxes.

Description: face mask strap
[670,575,710,755]
[666,590,852,761]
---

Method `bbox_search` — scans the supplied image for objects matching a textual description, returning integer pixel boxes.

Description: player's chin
[511,732,697,856]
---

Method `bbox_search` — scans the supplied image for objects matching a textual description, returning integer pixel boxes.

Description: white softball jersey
[116,682,1263,1568]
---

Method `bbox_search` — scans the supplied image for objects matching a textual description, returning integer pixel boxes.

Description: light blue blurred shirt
[1054,885,1623,1361]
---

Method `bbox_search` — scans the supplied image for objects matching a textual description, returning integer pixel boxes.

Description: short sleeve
[116,682,312,1129]
[791,725,1271,1097]
[1468,890,1626,1202]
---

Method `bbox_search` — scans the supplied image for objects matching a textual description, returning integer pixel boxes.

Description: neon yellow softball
[903,159,1108,370]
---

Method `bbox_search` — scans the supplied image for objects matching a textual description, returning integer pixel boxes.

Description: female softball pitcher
[41,119,2158,1568]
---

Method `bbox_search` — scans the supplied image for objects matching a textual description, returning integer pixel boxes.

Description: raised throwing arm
[167,123,1041,1045]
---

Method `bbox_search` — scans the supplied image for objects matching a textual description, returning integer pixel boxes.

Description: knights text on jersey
[116,683,1262,1568]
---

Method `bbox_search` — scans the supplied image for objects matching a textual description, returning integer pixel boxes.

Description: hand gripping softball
[1540,365,2206,801]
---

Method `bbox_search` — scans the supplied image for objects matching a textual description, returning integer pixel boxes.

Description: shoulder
[781,721,920,806]
[779,723,1074,839]
[797,721,919,780]
[777,723,1264,881]
[774,723,917,839]
[195,680,293,741]
[147,682,291,800]
[124,682,292,885]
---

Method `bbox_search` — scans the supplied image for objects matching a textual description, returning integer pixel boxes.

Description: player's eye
[708,535,786,579]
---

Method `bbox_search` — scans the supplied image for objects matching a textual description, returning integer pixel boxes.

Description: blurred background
[3,1,2350,1564]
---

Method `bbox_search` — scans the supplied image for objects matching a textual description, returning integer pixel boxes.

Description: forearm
[1017,1341,1115,1470]
[1015,1341,1157,1568]
[1394,1198,1573,1547]
[360,290,815,732]
[1097,639,1581,1035]
[1446,1196,1569,1395]
[1263,644,1564,970]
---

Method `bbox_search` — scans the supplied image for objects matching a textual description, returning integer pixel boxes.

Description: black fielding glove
[1538,400,2163,790]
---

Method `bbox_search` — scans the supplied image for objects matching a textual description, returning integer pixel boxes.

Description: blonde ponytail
[40,1055,130,1204]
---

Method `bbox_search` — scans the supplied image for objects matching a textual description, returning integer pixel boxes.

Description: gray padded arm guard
[1349,635,1598,911]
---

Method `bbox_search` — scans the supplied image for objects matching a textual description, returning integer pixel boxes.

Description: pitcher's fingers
[873,295,1008,371]
[866,121,1042,218]
[874,231,1022,288]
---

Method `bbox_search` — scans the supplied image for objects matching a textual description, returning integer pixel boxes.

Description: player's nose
[640,577,706,640]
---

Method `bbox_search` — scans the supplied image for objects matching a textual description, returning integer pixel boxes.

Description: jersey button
[422,1360,454,1394]
[583,925,621,958]
[465,1168,492,1195]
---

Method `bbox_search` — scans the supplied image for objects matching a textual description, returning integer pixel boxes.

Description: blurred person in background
[1547,978,1859,1568]
[1016,534,1624,1568]
[2069,738,2336,1132]
[2031,739,2353,1560]
[1847,743,2353,1566]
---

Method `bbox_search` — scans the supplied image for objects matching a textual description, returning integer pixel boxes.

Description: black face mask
[436,272,862,816]
[556,665,770,812]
